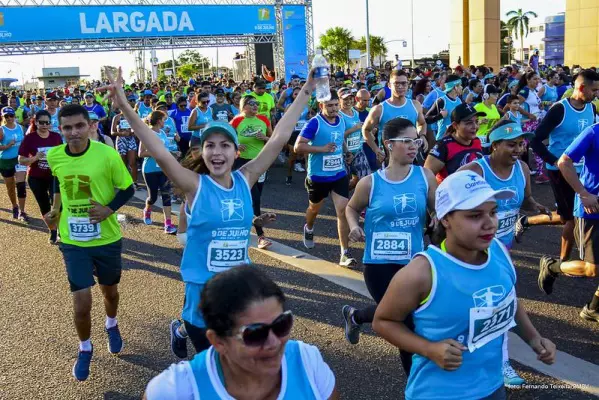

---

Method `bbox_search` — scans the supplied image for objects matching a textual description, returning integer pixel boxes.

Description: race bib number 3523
[207,239,248,273]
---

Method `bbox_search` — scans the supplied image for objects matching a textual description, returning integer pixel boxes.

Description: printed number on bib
[467,288,517,352]
[496,209,518,238]
[322,154,343,172]
[68,217,101,242]
[371,232,411,260]
[15,164,27,172]
[346,136,361,152]
[207,239,247,272]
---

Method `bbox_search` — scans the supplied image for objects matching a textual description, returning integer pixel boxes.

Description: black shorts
[548,169,576,221]
[305,175,349,204]
[575,218,599,264]
[288,131,300,147]
[60,239,123,292]
[0,157,17,178]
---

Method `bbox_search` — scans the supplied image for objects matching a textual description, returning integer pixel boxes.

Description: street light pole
[365,0,371,68]
[410,0,415,67]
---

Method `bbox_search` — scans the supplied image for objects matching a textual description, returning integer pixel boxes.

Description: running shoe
[530,169,539,176]
[11,206,18,219]
[257,236,272,250]
[106,325,124,354]
[535,174,550,184]
[18,212,30,223]
[580,304,599,323]
[285,176,292,186]
[538,256,558,295]
[340,250,357,267]
[170,319,188,359]
[49,230,58,245]
[164,223,177,235]
[72,346,93,381]
[503,361,526,387]
[143,209,152,225]
[341,305,361,345]
[294,162,305,172]
[303,224,314,249]
[514,214,528,243]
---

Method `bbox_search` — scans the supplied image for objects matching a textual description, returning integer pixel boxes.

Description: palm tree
[319,27,355,69]
[506,8,538,63]
[355,36,388,67]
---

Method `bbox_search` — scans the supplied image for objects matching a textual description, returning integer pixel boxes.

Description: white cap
[436,171,515,220]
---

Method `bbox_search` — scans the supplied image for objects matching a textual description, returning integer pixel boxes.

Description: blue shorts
[182,282,205,328]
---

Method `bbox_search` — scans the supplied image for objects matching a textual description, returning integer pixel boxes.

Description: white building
[37,67,88,89]
[509,17,546,64]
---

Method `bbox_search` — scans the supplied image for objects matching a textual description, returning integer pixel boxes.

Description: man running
[295,90,356,266]
[45,92,61,133]
[45,104,134,381]
[528,69,599,262]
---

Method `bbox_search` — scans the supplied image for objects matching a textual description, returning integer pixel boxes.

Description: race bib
[15,163,27,172]
[371,232,411,260]
[119,119,131,129]
[322,154,343,172]
[207,239,248,272]
[467,288,517,352]
[295,120,306,132]
[496,209,518,238]
[67,216,101,242]
[346,135,361,152]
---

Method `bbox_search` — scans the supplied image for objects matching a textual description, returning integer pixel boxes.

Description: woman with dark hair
[145,266,339,399]
[17,109,63,243]
[342,118,437,375]
[464,79,483,104]
[412,78,432,105]
[0,106,27,222]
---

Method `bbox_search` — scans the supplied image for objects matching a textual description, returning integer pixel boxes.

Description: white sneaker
[294,163,306,172]
[277,152,287,163]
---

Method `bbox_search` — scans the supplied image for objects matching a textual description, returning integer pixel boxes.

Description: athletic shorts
[60,239,123,292]
[288,131,300,147]
[305,174,349,204]
[182,282,205,328]
[575,218,599,264]
[116,136,138,155]
[548,169,576,221]
[0,157,18,178]
[347,150,371,180]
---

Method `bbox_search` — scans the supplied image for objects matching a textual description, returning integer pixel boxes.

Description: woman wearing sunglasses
[145,266,338,400]
[0,106,28,222]
[373,170,556,400]
[100,67,314,359]
[342,118,437,375]
[188,92,214,138]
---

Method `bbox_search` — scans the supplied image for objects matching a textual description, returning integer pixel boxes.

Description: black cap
[254,80,267,89]
[451,103,486,123]
[215,88,225,95]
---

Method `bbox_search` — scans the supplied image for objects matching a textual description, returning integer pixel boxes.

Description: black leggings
[143,171,172,207]
[234,158,266,236]
[183,320,211,353]
[28,176,53,215]
[353,263,414,375]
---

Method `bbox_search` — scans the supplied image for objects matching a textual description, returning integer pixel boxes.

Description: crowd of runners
[2,59,599,399]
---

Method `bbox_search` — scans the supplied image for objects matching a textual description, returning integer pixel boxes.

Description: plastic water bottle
[312,51,331,102]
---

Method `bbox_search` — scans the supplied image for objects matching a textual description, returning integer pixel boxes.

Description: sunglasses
[4,114,15,118]
[246,102,259,107]
[37,120,51,125]
[234,310,293,347]
[200,100,210,105]
[389,137,424,147]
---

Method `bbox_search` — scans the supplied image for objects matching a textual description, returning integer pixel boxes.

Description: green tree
[506,8,538,63]
[355,35,388,67]
[319,27,355,68]
[157,50,211,80]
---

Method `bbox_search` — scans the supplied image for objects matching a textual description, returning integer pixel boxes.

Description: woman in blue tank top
[145,267,338,399]
[101,67,317,357]
[459,121,551,387]
[0,106,28,221]
[373,170,556,400]
[343,118,437,375]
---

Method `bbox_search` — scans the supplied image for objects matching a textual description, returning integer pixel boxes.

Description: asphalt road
[0,162,598,400]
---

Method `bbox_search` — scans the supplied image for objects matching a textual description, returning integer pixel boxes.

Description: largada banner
[282,6,308,81]
[0,5,276,42]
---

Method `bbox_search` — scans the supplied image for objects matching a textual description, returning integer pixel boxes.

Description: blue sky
[0,0,565,82]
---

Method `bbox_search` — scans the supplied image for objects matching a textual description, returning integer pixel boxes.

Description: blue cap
[143,90,153,96]
[84,91,94,97]
[65,96,73,103]
[88,111,99,121]
[266,83,273,90]
[1,107,15,116]
[486,122,533,146]
[193,121,239,148]
[127,94,137,101]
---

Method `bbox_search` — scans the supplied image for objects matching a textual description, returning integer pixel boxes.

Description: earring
[388,144,392,151]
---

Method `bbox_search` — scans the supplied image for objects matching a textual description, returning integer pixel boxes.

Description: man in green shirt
[250,80,276,125]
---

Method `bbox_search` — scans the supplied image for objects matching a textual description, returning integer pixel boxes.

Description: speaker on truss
[254,42,275,78]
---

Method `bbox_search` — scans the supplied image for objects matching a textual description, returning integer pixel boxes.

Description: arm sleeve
[531,103,565,166]
[107,184,134,212]
[230,116,243,130]
[300,117,318,140]
[299,342,336,399]
[565,125,596,163]
[424,99,445,124]
[145,362,196,400]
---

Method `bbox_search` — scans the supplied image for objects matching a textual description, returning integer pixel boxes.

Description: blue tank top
[377,99,419,148]
[506,111,522,126]
[541,84,558,104]
[307,114,346,179]
[364,167,428,264]
[163,118,179,152]
[49,109,60,133]
[142,130,170,174]
[180,171,253,284]
[0,124,24,160]
[340,108,362,154]
[436,95,462,140]
[137,103,152,119]
[189,341,319,399]
[476,156,525,248]
[293,106,310,133]
[192,107,215,137]
[383,85,392,100]
[547,99,594,171]
[406,239,517,400]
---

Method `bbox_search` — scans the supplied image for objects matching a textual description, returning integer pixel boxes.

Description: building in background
[510,17,545,65]
[37,67,88,89]
[544,14,565,66]
[565,0,599,67]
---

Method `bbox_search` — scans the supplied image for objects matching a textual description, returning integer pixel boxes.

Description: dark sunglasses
[4,114,15,118]
[234,310,293,347]
[246,101,259,107]
[37,120,51,125]
[200,100,210,105]
[178,103,187,107]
